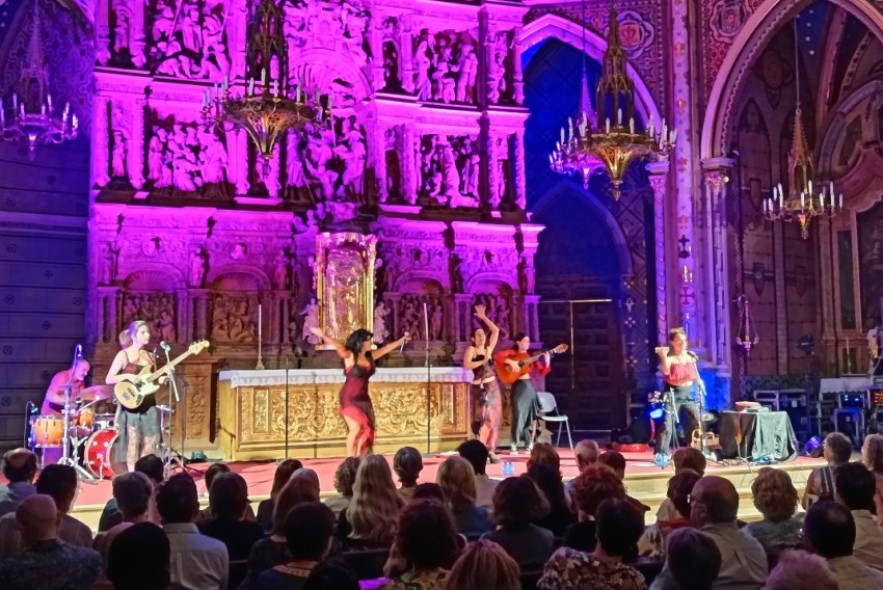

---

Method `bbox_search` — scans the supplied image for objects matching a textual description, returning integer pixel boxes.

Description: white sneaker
[510,443,518,454]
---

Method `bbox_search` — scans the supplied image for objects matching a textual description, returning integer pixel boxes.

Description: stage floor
[47,449,826,531]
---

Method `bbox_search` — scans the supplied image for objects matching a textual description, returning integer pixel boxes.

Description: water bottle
[503,461,513,477]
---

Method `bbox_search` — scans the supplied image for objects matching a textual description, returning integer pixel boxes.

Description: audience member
[527,442,562,473]
[437,455,493,536]
[98,453,164,531]
[638,469,700,558]
[742,467,802,552]
[394,447,423,502]
[324,457,358,518]
[650,476,767,590]
[655,447,706,521]
[563,465,626,552]
[0,463,92,559]
[482,475,554,570]
[156,473,229,590]
[833,461,883,570]
[802,432,852,509]
[457,439,498,511]
[444,539,520,590]
[601,450,651,514]
[804,500,883,589]
[764,550,837,590]
[861,434,883,525]
[565,439,600,496]
[197,462,231,522]
[664,528,721,590]
[257,459,303,531]
[0,494,101,590]
[538,498,646,590]
[302,560,360,590]
[0,448,37,516]
[526,463,574,536]
[94,472,155,588]
[338,454,403,549]
[254,502,335,590]
[412,483,446,502]
[381,499,460,590]
[107,522,171,590]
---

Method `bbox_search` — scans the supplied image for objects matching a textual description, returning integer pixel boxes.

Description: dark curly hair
[667,469,701,519]
[492,475,549,528]
[571,465,625,517]
[345,329,374,355]
[396,499,460,569]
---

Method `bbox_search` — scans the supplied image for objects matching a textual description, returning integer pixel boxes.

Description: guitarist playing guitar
[494,333,568,454]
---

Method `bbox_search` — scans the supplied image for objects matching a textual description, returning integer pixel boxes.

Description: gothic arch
[206,265,271,292]
[817,78,883,179]
[700,0,883,160]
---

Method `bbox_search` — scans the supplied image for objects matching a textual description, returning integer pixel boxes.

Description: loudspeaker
[834,408,865,449]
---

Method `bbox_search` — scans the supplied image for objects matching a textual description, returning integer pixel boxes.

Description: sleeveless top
[471,351,496,382]
[665,361,697,387]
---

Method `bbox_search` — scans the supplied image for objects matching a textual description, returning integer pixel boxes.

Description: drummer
[41,360,91,416]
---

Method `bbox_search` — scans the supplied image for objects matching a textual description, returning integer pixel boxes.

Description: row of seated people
[2,432,883,589]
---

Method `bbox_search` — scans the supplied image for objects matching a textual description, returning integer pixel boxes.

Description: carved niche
[209,273,261,345]
[397,290,446,342]
[413,29,479,105]
[472,290,513,342]
[486,27,515,105]
[99,0,147,68]
[419,135,480,208]
[148,0,230,80]
[383,125,405,203]
[380,17,403,93]
[120,290,178,343]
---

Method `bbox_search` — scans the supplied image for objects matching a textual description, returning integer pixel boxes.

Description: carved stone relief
[121,292,177,342]
[472,292,511,341]
[413,29,479,104]
[210,294,257,344]
[419,135,480,208]
[149,0,230,80]
[398,294,445,341]
[486,28,515,105]
[146,118,229,197]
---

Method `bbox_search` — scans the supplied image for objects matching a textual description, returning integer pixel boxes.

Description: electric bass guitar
[494,344,569,386]
[113,340,210,410]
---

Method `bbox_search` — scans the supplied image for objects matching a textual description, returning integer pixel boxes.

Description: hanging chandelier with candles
[763,18,842,240]
[0,0,79,160]
[202,0,329,175]
[549,1,674,199]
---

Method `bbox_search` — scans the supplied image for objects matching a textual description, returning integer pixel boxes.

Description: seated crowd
[2,432,883,589]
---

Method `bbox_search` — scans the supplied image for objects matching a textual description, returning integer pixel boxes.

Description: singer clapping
[105,320,167,471]
[653,327,705,466]
[310,327,410,457]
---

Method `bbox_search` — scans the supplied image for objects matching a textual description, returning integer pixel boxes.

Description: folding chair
[537,391,574,451]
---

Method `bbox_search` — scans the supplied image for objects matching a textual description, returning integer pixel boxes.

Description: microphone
[399,331,410,353]
[75,344,83,357]
[159,341,171,352]
[686,351,699,360]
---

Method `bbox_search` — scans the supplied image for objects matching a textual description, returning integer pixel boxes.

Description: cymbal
[79,385,114,400]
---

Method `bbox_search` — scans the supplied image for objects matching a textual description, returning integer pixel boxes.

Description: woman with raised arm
[653,327,704,467]
[463,304,503,463]
[310,327,409,457]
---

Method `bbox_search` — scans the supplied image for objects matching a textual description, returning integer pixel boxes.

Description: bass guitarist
[497,332,552,454]
[106,320,167,471]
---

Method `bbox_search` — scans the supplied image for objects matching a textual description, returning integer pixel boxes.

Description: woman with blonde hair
[862,434,883,523]
[444,539,520,590]
[437,455,492,536]
[339,454,403,549]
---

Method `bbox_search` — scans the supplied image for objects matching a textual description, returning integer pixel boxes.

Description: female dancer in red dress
[310,327,410,456]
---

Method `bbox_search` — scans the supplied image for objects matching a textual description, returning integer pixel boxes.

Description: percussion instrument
[93,413,116,430]
[78,384,114,401]
[84,427,120,479]
[74,407,95,430]
[31,415,64,447]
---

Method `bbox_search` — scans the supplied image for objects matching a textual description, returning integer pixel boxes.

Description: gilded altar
[217,367,473,460]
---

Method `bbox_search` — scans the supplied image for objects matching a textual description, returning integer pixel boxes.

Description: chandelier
[202,0,328,175]
[0,0,79,160]
[763,19,842,240]
[549,1,674,199]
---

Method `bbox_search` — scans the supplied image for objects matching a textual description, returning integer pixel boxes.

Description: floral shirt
[379,568,448,590]
[0,539,102,590]
[538,547,647,590]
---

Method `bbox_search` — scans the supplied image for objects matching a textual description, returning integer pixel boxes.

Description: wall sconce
[678,235,691,259]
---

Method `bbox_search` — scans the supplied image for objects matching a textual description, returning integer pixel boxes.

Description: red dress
[339,356,376,452]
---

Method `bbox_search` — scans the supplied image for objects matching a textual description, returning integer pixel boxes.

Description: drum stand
[57,354,96,482]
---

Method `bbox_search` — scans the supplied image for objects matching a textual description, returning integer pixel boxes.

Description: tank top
[471,351,495,381]
[665,361,697,387]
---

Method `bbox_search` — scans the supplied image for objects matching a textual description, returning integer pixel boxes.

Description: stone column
[646,161,670,348]
[513,131,526,209]
[401,126,417,204]
[453,294,473,342]
[487,131,500,209]
[129,0,147,67]
[129,99,145,189]
[376,124,388,202]
[512,27,524,104]
[371,21,385,90]
[96,0,111,64]
[190,289,208,341]
[93,96,110,187]
[400,17,415,94]
[233,130,250,195]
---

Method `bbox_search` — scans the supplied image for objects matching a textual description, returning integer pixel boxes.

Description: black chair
[341,548,390,580]
[228,559,249,590]
[633,557,664,585]
[520,569,543,590]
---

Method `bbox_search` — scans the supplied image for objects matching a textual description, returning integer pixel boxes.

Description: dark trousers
[511,379,539,448]
[656,392,700,454]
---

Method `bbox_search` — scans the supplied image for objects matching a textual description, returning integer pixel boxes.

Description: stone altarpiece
[88,0,539,454]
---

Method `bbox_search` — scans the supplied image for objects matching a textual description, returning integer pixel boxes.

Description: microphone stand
[284,354,290,460]
[424,302,431,455]
[162,344,194,476]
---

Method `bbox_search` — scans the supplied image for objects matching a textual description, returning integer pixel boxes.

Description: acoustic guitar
[494,344,569,386]
[113,341,210,410]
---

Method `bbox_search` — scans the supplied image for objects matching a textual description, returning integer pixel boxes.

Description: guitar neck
[146,350,195,382]
[518,349,557,367]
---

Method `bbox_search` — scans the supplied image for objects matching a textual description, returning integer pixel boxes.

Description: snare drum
[31,415,64,447]
[93,413,115,430]
[75,407,95,430]
[84,427,120,479]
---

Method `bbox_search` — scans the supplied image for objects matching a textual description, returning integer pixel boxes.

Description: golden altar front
[217,367,473,460]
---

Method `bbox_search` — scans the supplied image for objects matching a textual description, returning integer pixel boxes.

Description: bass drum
[84,427,120,479]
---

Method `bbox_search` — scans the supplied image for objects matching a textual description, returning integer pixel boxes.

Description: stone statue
[449,252,464,293]
[457,42,478,103]
[274,251,289,289]
[200,9,230,79]
[382,41,400,91]
[113,7,130,55]
[301,298,322,344]
[190,247,206,287]
[111,130,128,179]
[430,302,443,340]
[373,302,390,343]
[488,31,511,103]
[101,242,119,285]
[414,34,432,100]
[158,309,176,342]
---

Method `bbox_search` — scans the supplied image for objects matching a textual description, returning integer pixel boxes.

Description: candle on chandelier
[258,304,262,343]
[261,68,267,85]
[670,129,678,144]
[840,193,843,209]
[605,118,611,134]
[72,115,78,130]
[617,108,622,126]
[820,192,825,208]
[560,127,565,144]
[629,117,634,135]
[46,94,52,110]
[12,93,17,110]
[223,75,229,90]
[800,192,805,208]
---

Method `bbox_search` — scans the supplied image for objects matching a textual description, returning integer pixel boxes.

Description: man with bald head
[566,439,601,496]
[0,495,101,589]
[0,448,38,516]
[650,475,767,590]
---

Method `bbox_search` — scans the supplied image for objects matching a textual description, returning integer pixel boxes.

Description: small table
[719,410,798,461]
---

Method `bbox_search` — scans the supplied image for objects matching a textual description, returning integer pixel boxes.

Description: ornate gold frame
[313,232,377,348]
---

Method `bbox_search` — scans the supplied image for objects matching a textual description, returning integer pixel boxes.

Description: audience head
[526,463,568,510]
[393,446,423,487]
[412,483,446,502]
[672,447,707,476]
[599,450,627,480]
[804,500,855,559]
[823,432,853,465]
[396,499,459,570]
[764,550,838,590]
[862,434,883,473]
[333,457,360,497]
[689,476,739,527]
[493,475,549,528]
[107,523,171,590]
[303,561,360,590]
[751,467,798,522]
[666,469,701,520]
[35,464,78,514]
[2,448,37,484]
[156,473,199,524]
[444,539,521,590]
[269,459,304,499]
[348,454,402,546]
[834,461,876,511]
[437,455,477,511]
[284,502,335,561]
[595,498,644,558]
[202,462,230,493]
[112,472,154,521]
[665,528,722,590]
[527,442,561,475]
[571,465,625,519]
[457,439,490,476]
[273,467,321,535]
[209,472,250,520]
[16,494,59,548]
[134,454,165,485]
[574,439,600,471]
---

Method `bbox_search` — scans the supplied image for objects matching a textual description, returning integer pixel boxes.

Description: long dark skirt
[511,379,540,449]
